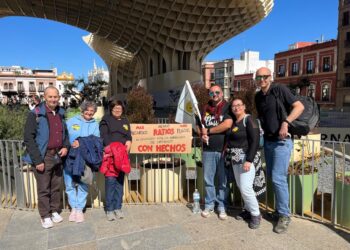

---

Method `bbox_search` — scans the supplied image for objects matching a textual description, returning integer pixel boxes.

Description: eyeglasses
[255,75,270,81]
[112,107,123,112]
[209,91,221,97]
[232,104,244,109]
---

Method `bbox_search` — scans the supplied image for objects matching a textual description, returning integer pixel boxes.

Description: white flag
[175,80,203,129]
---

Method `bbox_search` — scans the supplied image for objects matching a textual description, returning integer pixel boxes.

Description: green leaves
[0,106,27,140]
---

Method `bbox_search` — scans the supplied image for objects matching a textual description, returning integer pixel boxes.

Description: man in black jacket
[23,86,69,229]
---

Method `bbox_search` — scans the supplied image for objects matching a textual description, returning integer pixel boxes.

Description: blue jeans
[105,173,125,212]
[264,138,293,217]
[202,151,227,212]
[232,159,260,216]
[63,168,89,211]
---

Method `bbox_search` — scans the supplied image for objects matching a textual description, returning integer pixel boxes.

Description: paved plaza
[0,205,349,250]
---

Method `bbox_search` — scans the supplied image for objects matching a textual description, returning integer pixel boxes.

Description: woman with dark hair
[226,97,262,229]
[99,99,132,221]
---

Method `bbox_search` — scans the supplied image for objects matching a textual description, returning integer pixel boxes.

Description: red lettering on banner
[138,145,153,152]
[155,144,186,152]
[153,128,174,136]
[136,125,144,129]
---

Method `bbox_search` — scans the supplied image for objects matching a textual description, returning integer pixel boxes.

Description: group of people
[198,67,304,234]
[23,86,132,229]
[22,66,304,234]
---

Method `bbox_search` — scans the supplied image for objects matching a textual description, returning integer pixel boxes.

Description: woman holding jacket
[100,99,132,221]
[226,97,261,229]
[65,101,100,223]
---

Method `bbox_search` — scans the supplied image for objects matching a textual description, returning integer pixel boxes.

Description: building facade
[274,40,337,108]
[202,50,274,99]
[337,0,350,107]
[0,66,57,102]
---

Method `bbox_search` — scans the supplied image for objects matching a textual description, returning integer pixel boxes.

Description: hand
[279,121,289,139]
[243,161,251,172]
[58,148,68,157]
[36,163,45,172]
[202,134,209,144]
[125,141,132,152]
[72,140,79,148]
[201,127,208,136]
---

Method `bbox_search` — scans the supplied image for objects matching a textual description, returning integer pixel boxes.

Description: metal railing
[1,137,350,230]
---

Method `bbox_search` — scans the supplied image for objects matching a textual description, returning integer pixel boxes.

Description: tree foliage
[0,105,27,140]
[64,78,107,106]
[125,86,155,123]
[192,83,210,112]
[232,84,258,117]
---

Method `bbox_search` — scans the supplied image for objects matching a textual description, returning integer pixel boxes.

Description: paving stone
[2,210,43,237]
[0,230,48,250]
[48,222,96,249]
[97,224,192,250]
[0,209,13,239]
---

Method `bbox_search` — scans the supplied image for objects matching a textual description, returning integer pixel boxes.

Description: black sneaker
[274,216,291,234]
[249,215,261,229]
[267,211,280,221]
[236,210,251,221]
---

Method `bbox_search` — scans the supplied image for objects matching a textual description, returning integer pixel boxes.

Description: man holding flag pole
[176,82,232,220]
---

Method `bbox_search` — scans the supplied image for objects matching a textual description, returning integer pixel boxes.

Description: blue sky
[0,1,338,78]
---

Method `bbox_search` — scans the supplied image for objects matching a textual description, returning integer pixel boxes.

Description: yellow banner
[130,124,192,154]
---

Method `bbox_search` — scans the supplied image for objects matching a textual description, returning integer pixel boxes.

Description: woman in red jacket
[99,99,132,221]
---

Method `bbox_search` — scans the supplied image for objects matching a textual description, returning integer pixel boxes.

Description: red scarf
[202,100,227,124]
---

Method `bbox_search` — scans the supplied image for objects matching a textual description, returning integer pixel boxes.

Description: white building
[88,60,109,83]
[203,50,274,100]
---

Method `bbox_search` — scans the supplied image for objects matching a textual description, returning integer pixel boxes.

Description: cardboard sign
[130,124,192,154]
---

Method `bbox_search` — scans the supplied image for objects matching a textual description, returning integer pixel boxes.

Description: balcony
[277,72,285,77]
[291,71,299,76]
[29,87,36,92]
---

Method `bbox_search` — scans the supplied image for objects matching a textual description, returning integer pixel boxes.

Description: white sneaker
[41,218,53,229]
[219,211,228,220]
[51,212,63,223]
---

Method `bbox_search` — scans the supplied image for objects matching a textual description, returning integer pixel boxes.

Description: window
[323,57,331,72]
[29,81,35,92]
[38,82,44,92]
[321,83,330,102]
[343,11,349,26]
[4,82,8,90]
[345,73,350,87]
[306,60,314,74]
[345,53,350,68]
[9,83,14,90]
[237,81,241,91]
[291,62,299,75]
[278,65,285,77]
[49,82,53,86]
[307,84,315,99]
[210,71,215,80]
[17,81,24,92]
[122,87,128,93]
[295,87,300,95]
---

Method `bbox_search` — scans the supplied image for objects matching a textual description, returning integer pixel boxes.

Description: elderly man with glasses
[199,84,232,220]
[254,67,304,233]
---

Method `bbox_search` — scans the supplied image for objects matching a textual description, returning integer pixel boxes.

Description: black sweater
[99,115,132,146]
[226,115,259,162]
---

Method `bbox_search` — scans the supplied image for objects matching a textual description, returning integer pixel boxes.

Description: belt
[46,148,58,155]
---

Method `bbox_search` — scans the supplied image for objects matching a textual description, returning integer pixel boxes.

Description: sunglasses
[209,91,221,97]
[255,75,270,81]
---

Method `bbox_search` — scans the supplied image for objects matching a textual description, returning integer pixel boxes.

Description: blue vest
[23,103,67,164]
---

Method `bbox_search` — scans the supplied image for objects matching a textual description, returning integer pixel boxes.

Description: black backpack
[272,87,320,136]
